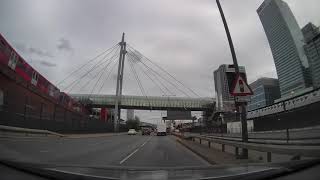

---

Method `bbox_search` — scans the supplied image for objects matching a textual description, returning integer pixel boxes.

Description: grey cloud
[31,59,57,67]
[15,43,54,58]
[29,47,54,58]
[57,38,74,52]
[38,60,57,67]
[111,73,118,80]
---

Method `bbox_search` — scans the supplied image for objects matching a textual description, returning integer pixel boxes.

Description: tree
[126,115,141,130]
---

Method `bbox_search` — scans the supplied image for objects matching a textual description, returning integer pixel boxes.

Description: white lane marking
[119,149,139,164]
[139,137,151,148]
[119,136,152,164]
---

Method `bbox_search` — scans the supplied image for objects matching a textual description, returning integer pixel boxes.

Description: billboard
[166,110,192,120]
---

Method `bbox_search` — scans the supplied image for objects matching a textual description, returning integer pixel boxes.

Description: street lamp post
[216,0,249,158]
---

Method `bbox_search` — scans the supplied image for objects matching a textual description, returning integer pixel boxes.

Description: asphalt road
[0,134,209,168]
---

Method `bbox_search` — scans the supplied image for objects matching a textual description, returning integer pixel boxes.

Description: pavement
[0,134,210,168]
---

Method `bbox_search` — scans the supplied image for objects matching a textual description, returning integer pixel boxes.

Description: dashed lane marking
[119,136,152,164]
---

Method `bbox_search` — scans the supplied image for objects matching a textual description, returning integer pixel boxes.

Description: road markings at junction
[119,136,152,164]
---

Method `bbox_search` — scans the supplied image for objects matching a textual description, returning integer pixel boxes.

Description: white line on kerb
[119,137,151,164]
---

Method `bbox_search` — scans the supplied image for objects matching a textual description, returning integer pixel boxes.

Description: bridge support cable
[127,55,151,108]
[63,45,121,92]
[81,53,119,94]
[127,55,167,96]
[97,59,119,94]
[127,49,190,97]
[89,57,118,96]
[127,48,191,97]
[127,44,200,97]
[77,47,120,93]
[127,53,175,96]
[56,44,119,86]
[63,45,120,92]
[128,56,173,96]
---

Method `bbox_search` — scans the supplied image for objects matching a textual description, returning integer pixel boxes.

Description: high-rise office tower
[302,23,320,88]
[257,0,310,97]
[248,77,281,111]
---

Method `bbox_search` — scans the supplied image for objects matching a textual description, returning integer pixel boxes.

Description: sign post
[216,0,253,158]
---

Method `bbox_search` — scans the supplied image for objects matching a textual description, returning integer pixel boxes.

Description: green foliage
[126,115,141,130]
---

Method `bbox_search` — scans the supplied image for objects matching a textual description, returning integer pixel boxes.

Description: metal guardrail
[201,126,320,143]
[0,125,65,137]
[201,135,320,146]
[172,132,320,162]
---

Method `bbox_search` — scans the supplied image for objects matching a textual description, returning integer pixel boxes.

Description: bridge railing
[71,94,214,109]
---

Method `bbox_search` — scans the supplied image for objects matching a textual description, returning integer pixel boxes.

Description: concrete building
[247,78,281,111]
[257,0,310,97]
[126,109,134,120]
[302,23,320,88]
[214,64,246,111]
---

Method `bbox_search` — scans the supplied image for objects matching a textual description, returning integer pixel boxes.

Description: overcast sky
[1,0,319,122]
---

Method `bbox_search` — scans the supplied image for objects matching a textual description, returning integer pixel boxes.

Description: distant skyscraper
[214,64,246,111]
[302,23,320,88]
[248,77,281,111]
[127,109,134,120]
[257,0,310,97]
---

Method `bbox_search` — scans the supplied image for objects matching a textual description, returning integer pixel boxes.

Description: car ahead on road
[156,123,167,136]
[127,129,137,135]
[142,128,151,135]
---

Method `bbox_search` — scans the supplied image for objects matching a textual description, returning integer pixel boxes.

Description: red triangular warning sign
[230,74,253,96]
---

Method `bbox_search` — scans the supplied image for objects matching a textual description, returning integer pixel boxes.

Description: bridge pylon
[114,33,127,132]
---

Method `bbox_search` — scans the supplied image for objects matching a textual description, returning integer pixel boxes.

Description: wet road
[0,134,209,168]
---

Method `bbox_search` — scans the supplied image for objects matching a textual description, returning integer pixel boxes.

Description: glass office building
[302,23,320,88]
[247,78,281,111]
[257,0,310,97]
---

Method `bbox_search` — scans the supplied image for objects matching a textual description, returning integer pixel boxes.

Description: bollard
[208,141,211,148]
[267,152,272,162]
[199,139,202,144]
[222,144,225,152]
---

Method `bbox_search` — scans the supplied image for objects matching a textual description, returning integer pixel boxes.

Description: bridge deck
[71,94,214,111]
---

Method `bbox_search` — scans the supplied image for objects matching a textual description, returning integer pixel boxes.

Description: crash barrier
[172,132,320,162]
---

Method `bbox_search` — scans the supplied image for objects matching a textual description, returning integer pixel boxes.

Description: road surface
[0,134,209,168]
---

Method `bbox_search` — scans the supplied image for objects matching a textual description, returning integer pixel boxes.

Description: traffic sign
[230,74,253,96]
